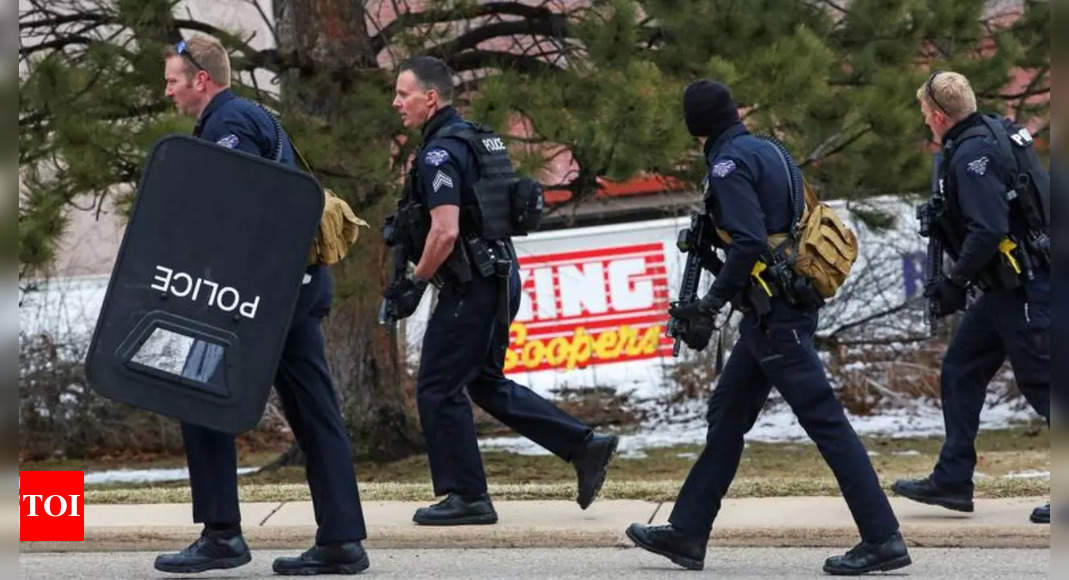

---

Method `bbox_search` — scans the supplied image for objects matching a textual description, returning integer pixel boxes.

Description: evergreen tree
[18,0,1048,459]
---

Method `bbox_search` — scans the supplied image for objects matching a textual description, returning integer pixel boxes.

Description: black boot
[1030,502,1050,524]
[154,534,251,574]
[891,476,974,512]
[572,432,618,509]
[272,542,370,575]
[412,493,498,525]
[823,531,911,575]
[625,523,706,571]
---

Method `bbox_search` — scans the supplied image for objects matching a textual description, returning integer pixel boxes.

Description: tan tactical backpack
[760,137,857,299]
[307,187,368,266]
[779,179,858,298]
[264,107,367,266]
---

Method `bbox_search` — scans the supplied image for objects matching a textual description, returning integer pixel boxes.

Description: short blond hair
[165,34,231,86]
[916,71,977,122]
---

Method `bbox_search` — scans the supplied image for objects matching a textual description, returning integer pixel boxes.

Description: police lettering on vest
[481,136,507,152]
[437,123,544,240]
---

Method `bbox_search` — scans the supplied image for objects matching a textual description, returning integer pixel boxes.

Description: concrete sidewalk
[21,497,1049,552]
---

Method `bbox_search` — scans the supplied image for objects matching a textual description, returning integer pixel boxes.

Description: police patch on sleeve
[424,148,450,167]
[431,170,454,193]
[216,134,239,149]
[711,159,737,178]
[966,156,989,176]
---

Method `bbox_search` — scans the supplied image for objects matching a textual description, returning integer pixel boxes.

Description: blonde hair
[916,71,977,122]
[165,34,231,86]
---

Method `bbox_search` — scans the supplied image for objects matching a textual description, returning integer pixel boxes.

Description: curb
[21,523,1049,553]
[19,498,1050,553]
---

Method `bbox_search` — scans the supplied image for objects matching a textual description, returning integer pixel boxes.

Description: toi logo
[20,471,85,541]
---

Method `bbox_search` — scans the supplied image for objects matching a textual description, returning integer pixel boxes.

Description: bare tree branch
[446,48,564,75]
[425,15,569,61]
[370,1,559,53]
[241,0,279,48]
[804,125,872,166]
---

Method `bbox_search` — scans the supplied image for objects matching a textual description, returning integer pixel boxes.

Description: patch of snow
[619,449,648,460]
[85,467,258,485]
[478,393,1039,455]
[1004,470,1049,480]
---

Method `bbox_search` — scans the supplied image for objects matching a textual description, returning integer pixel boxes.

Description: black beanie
[683,80,740,138]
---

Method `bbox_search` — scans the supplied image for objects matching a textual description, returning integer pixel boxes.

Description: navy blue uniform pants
[669,305,899,543]
[417,266,592,497]
[181,266,367,544]
[932,272,1050,489]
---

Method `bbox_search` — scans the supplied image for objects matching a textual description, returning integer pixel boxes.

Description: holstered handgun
[465,236,496,278]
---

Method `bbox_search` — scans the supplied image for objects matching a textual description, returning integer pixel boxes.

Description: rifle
[378,214,409,325]
[667,208,722,355]
[917,153,945,336]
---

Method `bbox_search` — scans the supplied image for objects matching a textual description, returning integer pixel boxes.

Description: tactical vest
[393,122,544,285]
[435,124,544,239]
[940,115,1051,275]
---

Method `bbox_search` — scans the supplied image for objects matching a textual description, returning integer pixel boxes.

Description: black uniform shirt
[193,88,296,169]
[703,123,794,302]
[941,113,1012,283]
[413,106,478,210]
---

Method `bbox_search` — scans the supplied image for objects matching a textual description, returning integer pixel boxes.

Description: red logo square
[20,471,85,541]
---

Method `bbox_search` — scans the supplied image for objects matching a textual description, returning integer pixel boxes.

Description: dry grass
[85,476,1049,505]
[66,425,1049,504]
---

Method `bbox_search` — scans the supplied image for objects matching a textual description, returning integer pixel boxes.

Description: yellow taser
[751,261,774,297]
[998,237,1022,275]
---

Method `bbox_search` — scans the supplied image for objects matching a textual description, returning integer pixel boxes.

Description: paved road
[19,547,1048,579]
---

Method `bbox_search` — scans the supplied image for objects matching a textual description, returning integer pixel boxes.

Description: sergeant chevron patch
[432,170,454,192]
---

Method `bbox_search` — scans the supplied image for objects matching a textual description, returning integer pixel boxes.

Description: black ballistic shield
[86,135,324,434]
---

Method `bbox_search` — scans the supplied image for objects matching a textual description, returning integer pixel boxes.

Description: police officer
[155,35,369,575]
[893,71,1051,524]
[625,81,910,575]
[386,56,617,525]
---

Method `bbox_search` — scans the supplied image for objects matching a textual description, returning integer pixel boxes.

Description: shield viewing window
[128,328,229,393]
[117,312,237,400]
